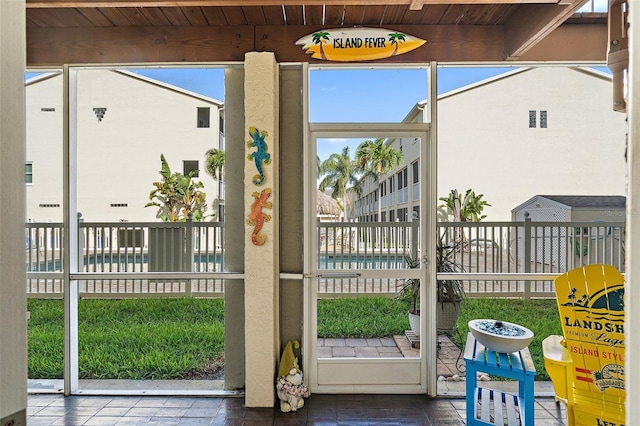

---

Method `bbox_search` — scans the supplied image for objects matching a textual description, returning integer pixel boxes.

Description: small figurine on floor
[276,340,309,412]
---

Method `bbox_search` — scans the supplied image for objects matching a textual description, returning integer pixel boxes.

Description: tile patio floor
[27,335,568,424]
[27,392,568,425]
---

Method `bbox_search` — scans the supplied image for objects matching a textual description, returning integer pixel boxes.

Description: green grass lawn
[28,296,561,381]
[27,298,225,380]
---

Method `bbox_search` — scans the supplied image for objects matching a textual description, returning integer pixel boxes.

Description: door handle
[316,271,361,278]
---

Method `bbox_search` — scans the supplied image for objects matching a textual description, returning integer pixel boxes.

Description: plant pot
[408,310,420,337]
[436,301,461,332]
[148,226,186,272]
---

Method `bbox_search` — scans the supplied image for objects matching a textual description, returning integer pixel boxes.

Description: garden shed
[511,195,626,271]
[511,195,626,222]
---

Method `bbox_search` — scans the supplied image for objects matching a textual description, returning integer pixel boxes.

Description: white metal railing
[26,218,625,300]
[26,219,230,298]
[25,222,64,298]
[315,218,625,299]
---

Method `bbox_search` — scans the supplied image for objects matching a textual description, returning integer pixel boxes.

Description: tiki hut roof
[317,190,342,217]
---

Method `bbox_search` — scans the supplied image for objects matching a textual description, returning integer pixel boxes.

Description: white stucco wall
[25,73,64,221]
[0,0,27,421]
[436,67,627,221]
[25,69,223,223]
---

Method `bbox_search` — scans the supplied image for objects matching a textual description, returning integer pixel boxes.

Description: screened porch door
[304,123,435,394]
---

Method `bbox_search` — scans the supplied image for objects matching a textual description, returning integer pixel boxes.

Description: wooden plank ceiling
[25,0,608,66]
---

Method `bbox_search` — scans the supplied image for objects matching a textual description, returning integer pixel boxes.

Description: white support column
[243,52,280,407]
[425,62,438,397]
[0,0,27,423]
[626,2,639,424]
[62,66,79,395]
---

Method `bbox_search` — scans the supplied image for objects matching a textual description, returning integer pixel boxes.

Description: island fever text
[333,37,387,49]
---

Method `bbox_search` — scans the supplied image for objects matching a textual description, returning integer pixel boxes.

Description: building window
[528,110,536,128]
[397,168,407,190]
[197,107,210,128]
[380,181,387,196]
[25,162,33,184]
[412,161,419,184]
[540,110,547,128]
[184,160,199,177]
[389,176,395,193]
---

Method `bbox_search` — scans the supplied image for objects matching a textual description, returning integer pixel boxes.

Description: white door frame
[303,122,436,394]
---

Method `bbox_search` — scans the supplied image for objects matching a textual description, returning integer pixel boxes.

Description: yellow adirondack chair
[543,264,625,425]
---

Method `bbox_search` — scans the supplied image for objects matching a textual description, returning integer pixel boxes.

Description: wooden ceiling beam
[26,22,605,66]
[503,0,589,59]
[26,0,566,9]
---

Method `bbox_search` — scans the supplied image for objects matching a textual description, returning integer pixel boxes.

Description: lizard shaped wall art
[246,126,272,186]
[247,188,272,246]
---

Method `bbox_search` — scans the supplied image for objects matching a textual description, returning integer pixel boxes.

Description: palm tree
[205,148,225,220]
[355,138,403,222]
[318,146,361,218]
[145,154,207,222]
[205,148,225,181]
[438,189,491,222]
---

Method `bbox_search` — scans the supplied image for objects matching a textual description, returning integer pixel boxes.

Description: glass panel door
[306,123,432,393]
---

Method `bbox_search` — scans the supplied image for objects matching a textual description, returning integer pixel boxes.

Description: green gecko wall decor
[246,126,271,186]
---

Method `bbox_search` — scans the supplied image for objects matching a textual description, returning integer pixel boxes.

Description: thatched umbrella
[316,190,342,218]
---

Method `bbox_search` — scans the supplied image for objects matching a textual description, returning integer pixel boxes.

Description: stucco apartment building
[351,67,627,222]
[25,69,224,223]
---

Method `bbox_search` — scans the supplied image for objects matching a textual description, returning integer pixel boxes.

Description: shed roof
[540,195,626,209]
[512,195,627,212]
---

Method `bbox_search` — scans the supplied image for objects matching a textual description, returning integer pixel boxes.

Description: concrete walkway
[317,334,466,378]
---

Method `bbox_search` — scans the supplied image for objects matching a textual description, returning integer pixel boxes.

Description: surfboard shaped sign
[295,28,426,62]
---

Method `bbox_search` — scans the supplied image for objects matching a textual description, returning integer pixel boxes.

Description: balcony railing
[26,217,625,300]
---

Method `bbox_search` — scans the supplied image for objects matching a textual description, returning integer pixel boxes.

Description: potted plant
[395,235,466,337]
[394,251,422,336]
[434,188,489,331]
[145,153,208,223]
[434,235,466,332]
[144,154,208,272]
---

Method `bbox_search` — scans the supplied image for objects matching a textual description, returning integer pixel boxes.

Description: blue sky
[130,66,515,122]
[130,66,517,161]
